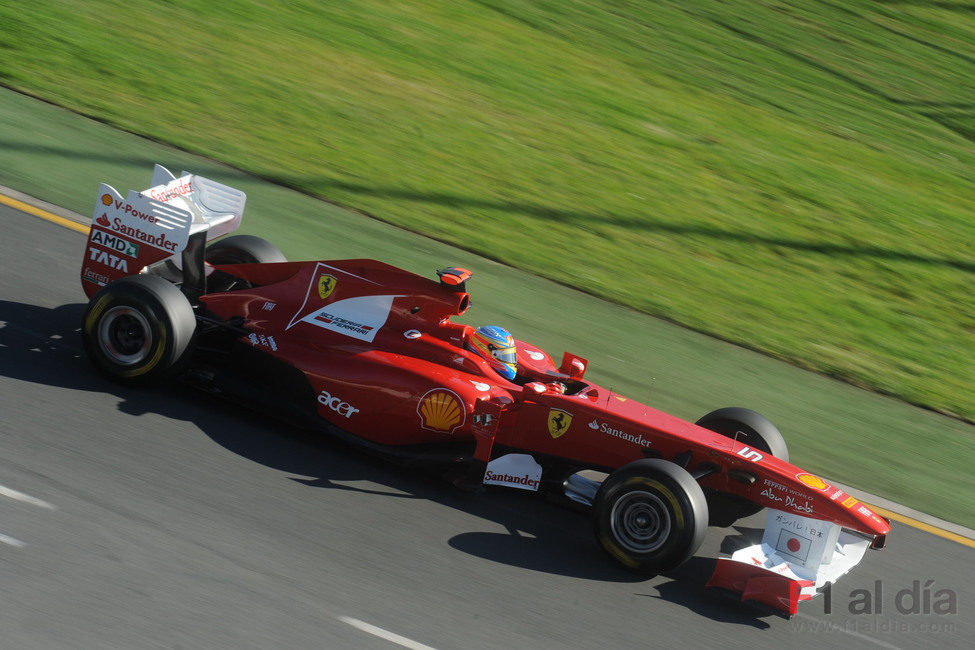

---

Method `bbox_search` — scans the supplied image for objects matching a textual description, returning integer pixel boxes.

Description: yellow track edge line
[0,192,89,234]
[864,503,975,549]
[3,188,974,550]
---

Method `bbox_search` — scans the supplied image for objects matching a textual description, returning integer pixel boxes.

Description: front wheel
[593,459,708,574]
[696,407,790,526]
[82,275,196,385]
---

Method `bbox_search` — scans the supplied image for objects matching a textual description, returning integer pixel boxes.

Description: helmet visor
[489,344,516,365]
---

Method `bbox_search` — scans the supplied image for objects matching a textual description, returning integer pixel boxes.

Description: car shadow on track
[640,556,775,629]
[0,298,780,626]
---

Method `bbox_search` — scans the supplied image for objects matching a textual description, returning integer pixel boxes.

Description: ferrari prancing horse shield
[547,408,572,439]
[318,274,337,300]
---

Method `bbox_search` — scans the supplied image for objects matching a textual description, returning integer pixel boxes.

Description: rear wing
[81,165,246,297]
[146,164,246,241]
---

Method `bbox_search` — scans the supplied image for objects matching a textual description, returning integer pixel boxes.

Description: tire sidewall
[695,407,790,526]
[205,235,286,265]
[594,459,708,574]
[695,407,789,462]
[82,276,194,384]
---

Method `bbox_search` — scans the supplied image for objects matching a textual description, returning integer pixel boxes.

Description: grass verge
[0,0,973,421]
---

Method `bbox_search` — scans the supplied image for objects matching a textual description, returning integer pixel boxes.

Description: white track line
[338,617,437,650]
[0,484,56,510]
[0,532,27,548]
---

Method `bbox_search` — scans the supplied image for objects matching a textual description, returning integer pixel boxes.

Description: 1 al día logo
[821,578,957,616]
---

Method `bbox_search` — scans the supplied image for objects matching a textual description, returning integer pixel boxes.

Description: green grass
[1,0,975,531]
[1,0,972,421]
[2,86,975,529]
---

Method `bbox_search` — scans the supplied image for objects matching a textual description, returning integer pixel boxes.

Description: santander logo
[96,213,110,227]
[589,418,652,448]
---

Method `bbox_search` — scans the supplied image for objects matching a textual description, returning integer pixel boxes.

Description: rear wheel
[205,235,286,292]
[82,275,196,385]
[205,235,286,265]
[696,407,789,526]
[593,459,708,574]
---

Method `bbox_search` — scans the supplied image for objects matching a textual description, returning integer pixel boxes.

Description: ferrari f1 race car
[79,165,890,616]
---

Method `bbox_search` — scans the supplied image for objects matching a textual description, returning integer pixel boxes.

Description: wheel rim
[610,490,672,553]
[97,306,152,365]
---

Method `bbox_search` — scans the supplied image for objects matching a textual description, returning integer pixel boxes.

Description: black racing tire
[696,407,790,526]
[593,458,709,574]
[82,275,196,385]
[205,235,287,265]
[695,407,789,462]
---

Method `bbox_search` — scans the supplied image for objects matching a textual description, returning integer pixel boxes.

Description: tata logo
[547,409,572,439]
[87,247,129,272]
[318,274,337,300]
[317,389,359,419]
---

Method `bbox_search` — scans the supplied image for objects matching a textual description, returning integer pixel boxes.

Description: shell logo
[796,472,829,491]
[417,388,465,433]
[101,193,113,206]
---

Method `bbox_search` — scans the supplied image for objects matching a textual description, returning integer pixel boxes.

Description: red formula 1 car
[79,166,890,616]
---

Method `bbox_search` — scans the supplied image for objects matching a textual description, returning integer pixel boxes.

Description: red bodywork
[200,257,889,542]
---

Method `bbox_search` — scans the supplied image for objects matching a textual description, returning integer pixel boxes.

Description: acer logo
[317,389,359,419]
[88,247,129,272]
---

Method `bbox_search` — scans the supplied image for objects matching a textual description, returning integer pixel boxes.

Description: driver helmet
[467,325,517,380]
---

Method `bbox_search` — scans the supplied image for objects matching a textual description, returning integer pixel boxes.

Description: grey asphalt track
[0,203,970,649]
